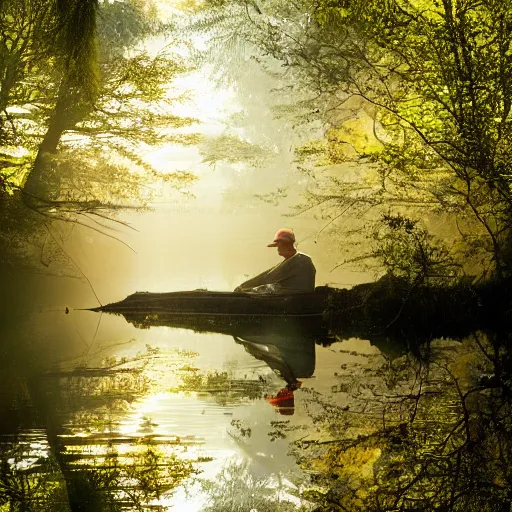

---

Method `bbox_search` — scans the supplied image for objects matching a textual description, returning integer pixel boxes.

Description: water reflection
[233,334,315,415]
[108,304,329,416]
[6,290,506,511]
[0,348,205,512]
[0,306,327,511]
[293,333,512,512]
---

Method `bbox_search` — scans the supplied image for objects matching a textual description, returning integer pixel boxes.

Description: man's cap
[267,228,295,247]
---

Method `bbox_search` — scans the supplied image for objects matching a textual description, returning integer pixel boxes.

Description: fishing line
[86,311,103,357]
[43,222,103,307]
[72,311,90,350]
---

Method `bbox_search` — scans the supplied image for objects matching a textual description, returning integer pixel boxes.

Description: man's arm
[235,267,274,291]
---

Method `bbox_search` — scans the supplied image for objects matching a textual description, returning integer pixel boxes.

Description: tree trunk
[24,82,73,198]
[24,78,92,201]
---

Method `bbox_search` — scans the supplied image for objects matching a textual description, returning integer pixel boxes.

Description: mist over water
[4,3,507,511]
[0,18,384,503]
[3,56,369,333]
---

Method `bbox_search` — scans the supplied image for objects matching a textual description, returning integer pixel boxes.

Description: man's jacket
[239,252,316,293]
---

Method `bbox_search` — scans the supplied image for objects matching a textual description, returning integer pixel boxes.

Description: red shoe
[267,388,293,402]
[266,388,295,415]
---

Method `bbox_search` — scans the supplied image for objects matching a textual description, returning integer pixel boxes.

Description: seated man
[235,228,316,293]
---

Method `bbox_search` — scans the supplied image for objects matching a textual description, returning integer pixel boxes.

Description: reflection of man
[234,228,316,294]
[234,334,314,416]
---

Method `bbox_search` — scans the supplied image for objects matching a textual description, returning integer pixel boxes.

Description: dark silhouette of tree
[295,333,512,511]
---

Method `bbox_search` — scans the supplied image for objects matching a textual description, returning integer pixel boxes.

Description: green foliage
[54,0,100,101]
[373,213,460,283]
[314,0,512,276]
[192,0,512,278]
[0,0,58,137]
[200,134,273,167]
[0,445,70,512]
[97,0,163,61]
[0,0,197,188]
[0,0,203,269]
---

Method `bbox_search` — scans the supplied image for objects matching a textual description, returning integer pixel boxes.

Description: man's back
[266,252,315,293]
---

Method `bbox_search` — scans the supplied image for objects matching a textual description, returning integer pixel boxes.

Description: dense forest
[1,0,512,511]
[3,0,512,281]
[191,0,512,281]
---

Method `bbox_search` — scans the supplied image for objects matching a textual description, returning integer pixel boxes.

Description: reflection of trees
[1,347,205,511]
[173,368,268,405]
[54,444,197,512]
[104,308,323,400]
[172,334,316,405]
[0,436,69,512]
[40,350,203,511]
[295,335,512,511]
[199,460,304,512]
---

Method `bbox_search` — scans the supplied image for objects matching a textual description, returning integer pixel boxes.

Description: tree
[26,0,100,195]
[0,0,200,268]
[191,0,512,279]
[302,0,512,279]
[20,0,198,205]
[0,0,57,157]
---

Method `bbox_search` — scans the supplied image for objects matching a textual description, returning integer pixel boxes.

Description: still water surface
[0,290,390,510]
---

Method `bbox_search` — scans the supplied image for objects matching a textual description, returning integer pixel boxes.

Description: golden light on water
[0,1,382,509]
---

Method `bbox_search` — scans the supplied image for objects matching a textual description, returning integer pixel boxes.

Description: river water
[1,243,503,512]
[0,234,392,511]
